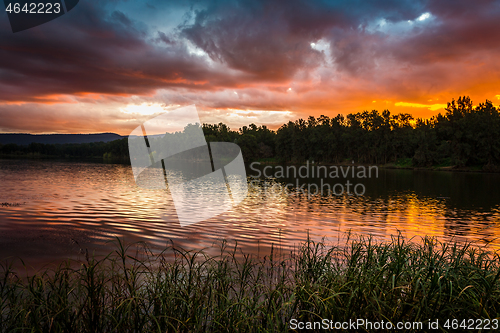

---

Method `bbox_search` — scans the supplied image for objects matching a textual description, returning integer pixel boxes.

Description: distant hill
[0,133,124,145]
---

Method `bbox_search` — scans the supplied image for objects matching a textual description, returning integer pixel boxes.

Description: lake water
[0,159,499,269]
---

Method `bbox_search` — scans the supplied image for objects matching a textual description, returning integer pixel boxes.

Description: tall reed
[1,235,499,332]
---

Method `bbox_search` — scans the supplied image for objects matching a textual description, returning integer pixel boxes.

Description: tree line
[205,96,500,169]
[0,138,130,160]
[1,96,499,169]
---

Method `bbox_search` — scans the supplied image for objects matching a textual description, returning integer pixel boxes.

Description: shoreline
[252,158,500,173]
[2,155,500,173]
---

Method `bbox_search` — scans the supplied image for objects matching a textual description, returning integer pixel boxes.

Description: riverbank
[2,153,500,174]
[253,157,500,173]
[1,236,499,332]
[380,163,500,173]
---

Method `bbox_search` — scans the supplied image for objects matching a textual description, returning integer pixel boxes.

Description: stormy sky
[1,0,500,134]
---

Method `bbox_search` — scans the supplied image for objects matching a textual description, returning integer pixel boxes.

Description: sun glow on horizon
[120,103,166,116]
[395,101,447,111]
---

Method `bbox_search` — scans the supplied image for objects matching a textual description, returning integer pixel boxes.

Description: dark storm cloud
[0,0,432,102]
[156,31,176,45]
[0,1,224,102]
[180,0,427,79]
[1,0,500,110]
[389,0,500,65]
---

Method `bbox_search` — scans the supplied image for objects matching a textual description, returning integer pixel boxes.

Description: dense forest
[1,96,500,170]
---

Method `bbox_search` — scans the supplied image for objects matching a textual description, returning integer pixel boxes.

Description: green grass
[1,236,500,332]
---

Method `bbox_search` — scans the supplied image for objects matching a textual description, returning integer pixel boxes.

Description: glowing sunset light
[121,103,166,116]
[394,102,448,111]
[0,0,500,134]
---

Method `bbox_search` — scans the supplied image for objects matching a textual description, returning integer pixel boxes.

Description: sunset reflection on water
[0,159,499,269]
